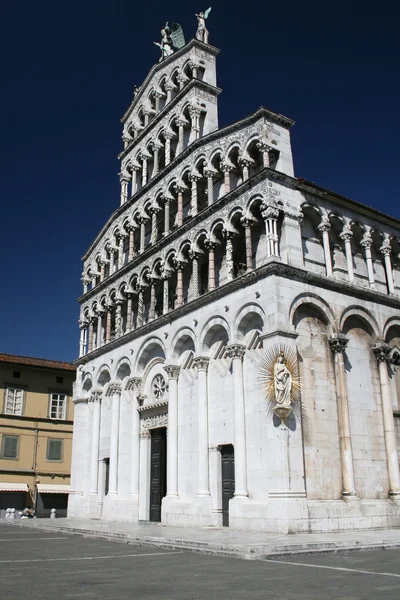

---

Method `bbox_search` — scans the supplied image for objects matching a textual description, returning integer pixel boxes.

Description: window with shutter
[46,439,63,461]
[4,388,24,415]
[1,435,19,459]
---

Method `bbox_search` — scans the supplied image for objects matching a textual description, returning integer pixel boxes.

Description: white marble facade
[69,35,400,533]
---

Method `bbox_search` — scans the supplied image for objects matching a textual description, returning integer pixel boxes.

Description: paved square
[1,523,400,599]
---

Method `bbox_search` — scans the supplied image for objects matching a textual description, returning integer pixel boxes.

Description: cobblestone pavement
[1,522,400,599]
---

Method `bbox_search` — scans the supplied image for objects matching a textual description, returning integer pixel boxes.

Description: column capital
[380,241,392,256]
[193,356,210,372]
[89,389,102,403]
[220,161,234,174]
[328,334,349,354]
[126,377,142,392]
[238,157,254,168]
[225,343,246,360]
[79,319,88,329]
[188,173,201,183]
[373,343,391,363]
[339,226,353,242]
[106,382,122,396]
[256,141,273,153]
[164,365,181,380]
[188,248,201,261]
[119,172,130,184]
[317,218,331,233]
[260,203,280,220]
[204,168,217,179]
[360,232,373,248]
[161,268,172,280]
[240,216,254,228]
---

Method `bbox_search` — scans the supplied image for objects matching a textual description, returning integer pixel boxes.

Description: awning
[36,484,70,494]
[0,483,29,492]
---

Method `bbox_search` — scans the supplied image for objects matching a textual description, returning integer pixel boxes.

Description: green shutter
[47,439,62,461]
[2,436,18,458]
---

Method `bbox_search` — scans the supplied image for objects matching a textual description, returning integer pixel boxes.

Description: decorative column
[189,174,199,216]
[177,119,185,154]
[108,247,117,274]
[107,383,122,495]
[241,217,253,271]
[105,306,112,343]
[164,132,173,165]
[115,301,123,338]
[164,366,180,497]
[119,174,129,206]
[257,142,271,168]
[340,226,354,283]
[189,106,201,142]
[148,278,156,321]
[81,277,90,294]
[165,83,173,104]
[205,239,216,291]
[189,249,200,299]
[261,203,280,258]
[226,344,248,497]
[131,165,139,196]
[140,153,149,187]
[361,231,375,288]
[381,238,395,294]
[149,207,160,245]
[89,392,102,494]
[87,318,95,353]
[161,270,171,314]
[328,335,357,497]
[204,169,214,206]
[152,142,161,176]
[221,163,233,195]
[373,344,400,495]
[163,195,172,236]
[79,320,87,357]
[193,357,211,497]
[223,229,235,281]
[318,218,333,277]
[239,158,252,182]
[118,235,126,269]
[154,92,162,113]
[127,377,142,499]
[127,224,136,261]
[122,132,131,149]
[99,261,105,283]
[139,217,147,253]
[137,287,144,327]
[175,184,185,227]
[175,260,184,308]
[96,311,103,348]
[126,293,133,333]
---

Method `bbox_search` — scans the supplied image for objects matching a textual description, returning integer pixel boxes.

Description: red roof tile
[0,353,76,372]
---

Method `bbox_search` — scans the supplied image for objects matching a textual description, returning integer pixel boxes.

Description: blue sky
[0,1,398,362]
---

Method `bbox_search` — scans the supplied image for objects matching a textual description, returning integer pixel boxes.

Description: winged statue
[154,21,186,61]
[195,7,212,43]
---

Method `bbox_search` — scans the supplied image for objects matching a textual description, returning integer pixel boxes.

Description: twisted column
[127,225,136,261]
[189,249,200,299]
[115,301,123,338]
[329,335,356,496]
[139,217,147,253]
[137,287,144,327]
[204,169,214,206]
[189,174,199,216]
[161,270,171,314]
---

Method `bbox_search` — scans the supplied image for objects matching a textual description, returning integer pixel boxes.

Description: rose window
[151,374,166,401]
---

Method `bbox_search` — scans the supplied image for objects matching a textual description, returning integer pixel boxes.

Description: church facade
[69,22,400,532]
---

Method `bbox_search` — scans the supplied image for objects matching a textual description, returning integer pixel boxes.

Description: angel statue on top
[154,22,174,61]
[195,7,212,44]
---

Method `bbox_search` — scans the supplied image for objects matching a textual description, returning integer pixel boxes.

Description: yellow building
[0,353,75,517]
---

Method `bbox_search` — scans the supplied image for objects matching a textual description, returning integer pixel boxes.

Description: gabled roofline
[121,38,220,124]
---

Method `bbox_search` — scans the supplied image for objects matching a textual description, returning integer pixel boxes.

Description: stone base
[161,494,219,527]
[307,498,400,532]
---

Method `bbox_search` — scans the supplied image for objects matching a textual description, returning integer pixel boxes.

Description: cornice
[82,108,291,261]
[119,79,222,161]
[121,39,221,123]
[74,260,400,366]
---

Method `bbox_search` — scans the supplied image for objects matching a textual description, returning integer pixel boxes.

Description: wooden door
[149,428,167,522]
[221,444,235,527]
